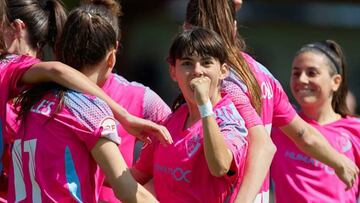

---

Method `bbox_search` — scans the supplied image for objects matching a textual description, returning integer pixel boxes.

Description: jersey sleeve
[347,117,360,167]
[215,100,249,181]
[222,72,263,129]
[64,91,121,150]
[132,141,156,183]
[270,76,297,127]
[143,87,171,124]
[0,55,39,173]
[0,55,40,99]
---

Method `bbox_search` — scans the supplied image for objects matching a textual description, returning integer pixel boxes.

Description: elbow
[263,138,277,157]
[47,62,65,78]
[209,161,232,177]
[210,166,229,177]
[269,141,277,157]
[295,129,318,150]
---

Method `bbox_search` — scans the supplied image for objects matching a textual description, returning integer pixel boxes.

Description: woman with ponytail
[186,1,358,202]
[54,0,172,202]
[271,40,360,203]
[0,0,170,202]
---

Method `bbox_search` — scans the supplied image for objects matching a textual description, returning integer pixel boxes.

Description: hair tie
[304,43,341,74]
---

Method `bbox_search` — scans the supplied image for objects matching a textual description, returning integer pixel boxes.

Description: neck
[301,101,340,125]
[81,62,110,87]
[7,45,37,57]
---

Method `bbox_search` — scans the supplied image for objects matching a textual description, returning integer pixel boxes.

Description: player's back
[7,90,119,203]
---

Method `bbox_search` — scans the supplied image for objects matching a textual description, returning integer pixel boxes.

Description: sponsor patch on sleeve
[100,117,121,144]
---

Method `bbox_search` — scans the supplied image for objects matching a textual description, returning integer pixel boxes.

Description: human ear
[219,63,229,80]
[11,19,26,37]
[106,49,117,70]
[169,65,177,82]
[331,74,342,92]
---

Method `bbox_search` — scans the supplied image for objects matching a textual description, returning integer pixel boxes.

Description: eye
[202,59,214,67]
[291,70,301,78]
[180,60,192,67]
[307,69,318,77]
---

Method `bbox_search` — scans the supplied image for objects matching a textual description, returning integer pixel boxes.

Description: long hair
[186,0,262,114]
[6,0,67,55]
[55,0,119,71]
[295,40,350,117]
[9,0,67,121]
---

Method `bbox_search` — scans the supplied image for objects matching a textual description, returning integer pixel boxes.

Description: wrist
[334,154,346,172]
[198,100,214,118]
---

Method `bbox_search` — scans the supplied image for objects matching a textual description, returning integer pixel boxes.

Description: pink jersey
[222,52,297,202]
[7,90,120,203]
[134,95,248,203]
[271,113,360,203]
[98,73,171,203]
[0,54,39,176]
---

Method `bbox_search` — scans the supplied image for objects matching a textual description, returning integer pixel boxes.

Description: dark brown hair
[56,0,120,71]
[296,40,350,117]
[6,0,67,55]
[186,0,262,114]
[168,27,228,110]
[16,0,121,121]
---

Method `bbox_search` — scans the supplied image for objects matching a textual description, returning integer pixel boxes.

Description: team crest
[186,134,201,157]
[337,132,352,153]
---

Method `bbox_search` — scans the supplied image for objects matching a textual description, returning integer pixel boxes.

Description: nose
[193,62,203,77]
[298,72,308,84]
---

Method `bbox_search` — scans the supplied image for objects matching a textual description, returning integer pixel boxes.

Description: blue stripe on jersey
[256,62,276,80]
[65,146,83,203]
[0,119,3,172]
[215,103,248,137]
[64,91,113,131]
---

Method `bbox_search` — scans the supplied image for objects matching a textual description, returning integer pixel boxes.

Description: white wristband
[198,100,214,118]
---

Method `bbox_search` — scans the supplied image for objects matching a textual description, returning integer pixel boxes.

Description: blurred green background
[61,0,360,113]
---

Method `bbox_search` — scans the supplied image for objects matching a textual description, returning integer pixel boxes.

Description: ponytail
[81,0,122,40]
[186,0,262,114]
[43,0,67,50]
[6,0,67,57]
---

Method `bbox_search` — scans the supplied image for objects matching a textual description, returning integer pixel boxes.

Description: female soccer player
[0,0,169,201]
[132,27,250,202]
[185,0,358,202]
[271,40,360,203]
[54,0,172,202]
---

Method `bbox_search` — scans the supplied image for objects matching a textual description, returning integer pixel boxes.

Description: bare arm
[280,115,359,189]
[91,138,158,203]
[21,62,172,145]
[234,125,276,203]
[191,76,232,177]
[202,114,233,177]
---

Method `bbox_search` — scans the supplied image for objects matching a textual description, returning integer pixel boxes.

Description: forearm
[234,125,276,203]
[92,139,158,203]
[280,115,342,169]
[202,116,233,177]
[23,62,130,123]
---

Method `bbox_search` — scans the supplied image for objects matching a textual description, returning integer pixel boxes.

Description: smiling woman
[271,40,360,203]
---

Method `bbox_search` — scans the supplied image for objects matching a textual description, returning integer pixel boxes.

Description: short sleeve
[214,100,249,180]
[271,78,297,127]
[132,141,156,183]
[143,87,171,124]
[222,71,263,128]
[64,91,121,150]
[0,55,40,98]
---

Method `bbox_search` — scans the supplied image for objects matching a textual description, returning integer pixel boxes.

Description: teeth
[298,89,313,94]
